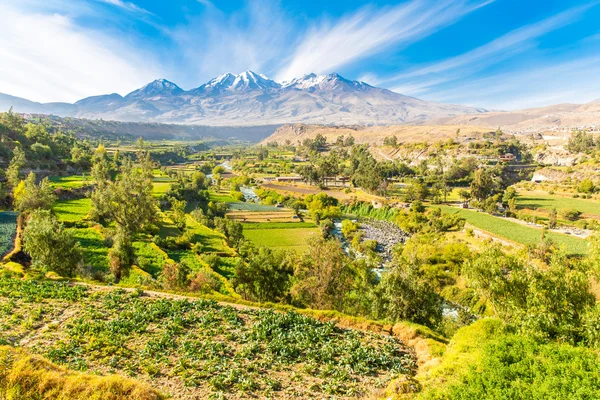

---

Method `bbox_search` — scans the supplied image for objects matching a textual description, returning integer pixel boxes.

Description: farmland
[516,191,600,216]
[436,205,588,255]
[53,198,92,222]
[49,175,91,189]
[0,279,415,399]
[0,211,18,257]
[243,223,319,252]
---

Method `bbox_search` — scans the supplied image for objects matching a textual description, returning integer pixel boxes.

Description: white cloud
[275,0,493,81]
[0,3,163,103]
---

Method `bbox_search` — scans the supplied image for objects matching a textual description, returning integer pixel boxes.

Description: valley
[2,107,600,398]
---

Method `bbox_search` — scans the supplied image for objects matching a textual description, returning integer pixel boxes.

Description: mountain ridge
[0,71,485,126]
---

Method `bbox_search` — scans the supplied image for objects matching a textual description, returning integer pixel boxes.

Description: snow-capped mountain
[0,71,486,125]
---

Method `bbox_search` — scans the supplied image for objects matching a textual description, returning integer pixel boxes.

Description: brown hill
[432,100,600,135]
[261,124,495,146]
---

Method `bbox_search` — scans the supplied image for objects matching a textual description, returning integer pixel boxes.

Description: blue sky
[1,0,599,110]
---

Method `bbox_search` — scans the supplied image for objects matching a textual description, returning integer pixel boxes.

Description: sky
[1,0,599,110]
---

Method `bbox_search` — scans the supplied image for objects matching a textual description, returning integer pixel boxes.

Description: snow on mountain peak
[126,79,183,98]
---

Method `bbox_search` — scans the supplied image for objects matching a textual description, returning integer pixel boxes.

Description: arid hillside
[432,100,600,135]
[261,124,495,146]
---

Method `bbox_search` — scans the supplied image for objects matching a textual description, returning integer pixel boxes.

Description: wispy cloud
[171,0,295,87]
[425,56,600,109]
[0,3,163,102]
[275,0,493,81]
[386,2,596,95]
[95,0,151,15]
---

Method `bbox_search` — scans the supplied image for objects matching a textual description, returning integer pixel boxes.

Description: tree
[404,182,429,202]
[233,246,294,302]
[373,259,442,327]
[291,236,358,310]
[6,146,26,189]
[548,208,557,228]
[23,210,82,277]
[91,161,156,282]
[470,168,498,202]
[13,173,56,213]
[170,198,187,230]
[578,179,595,194]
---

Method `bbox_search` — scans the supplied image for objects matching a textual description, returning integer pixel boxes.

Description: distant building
[498,153,516,162]
[275,176,304,183]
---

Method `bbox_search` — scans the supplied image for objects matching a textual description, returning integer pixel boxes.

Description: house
[498,153,516,162]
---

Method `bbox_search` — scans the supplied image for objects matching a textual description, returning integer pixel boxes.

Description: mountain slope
[432,101,600,134]
[0,71,484,126]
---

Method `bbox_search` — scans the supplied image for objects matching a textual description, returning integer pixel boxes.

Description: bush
[560,208,582,221]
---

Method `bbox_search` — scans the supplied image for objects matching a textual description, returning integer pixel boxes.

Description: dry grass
[0,346,164,400]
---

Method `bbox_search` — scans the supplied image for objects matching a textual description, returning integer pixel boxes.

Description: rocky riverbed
[358,219,409,265]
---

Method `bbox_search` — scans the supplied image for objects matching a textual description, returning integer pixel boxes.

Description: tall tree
[91,160,156,282]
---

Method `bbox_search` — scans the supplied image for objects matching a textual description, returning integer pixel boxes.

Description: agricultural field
[228,210,299,223]
[243,223,319,252]
[53,198,92,222]
[436,205,588,255]
[0,211,18,257]
[49,175,91,189]
[516,191,600,216]
[0,279,415,399]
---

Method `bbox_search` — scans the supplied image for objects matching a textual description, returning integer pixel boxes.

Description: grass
[417,319,600,400]
[243,227,318,252]
[0,279,414,399]
[436,205,588,255]
[0,345,164,400]
[151,182,171,198]
[48,175,91,189]
[53,198,92,222]
[209,191,236,203]
[517,192,600,216]
[186,216,234,255]
[0,212,17,257]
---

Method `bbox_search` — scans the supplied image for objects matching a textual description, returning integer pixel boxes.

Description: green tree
[470,168,498,202]
[170,198,187,230]
[234,246,294,302]
[13,172,56,213]
[578,179,595,194]
[373,259,442,327]
[91,161,156,282]
[6,146,26,189]
[291,236,358,311]
[23,210,82,277]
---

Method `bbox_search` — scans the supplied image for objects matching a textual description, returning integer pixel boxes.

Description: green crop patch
[0,280,415,399]
[49,175,91,189]
[517,192,600,216]
[436,206,588,255]
[53,198,92,222]
[243,227,318,252]
[0,211,18,257]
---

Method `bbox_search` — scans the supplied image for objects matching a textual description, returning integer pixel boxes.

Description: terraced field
[437,205,588,255]
[53,198,92,222]
[0,280,414,399]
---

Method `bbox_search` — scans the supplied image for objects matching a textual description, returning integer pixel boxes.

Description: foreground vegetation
[0,279,414,399]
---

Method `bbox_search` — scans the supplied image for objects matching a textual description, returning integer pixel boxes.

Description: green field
[209,192,236,203]
[53,198,92,222]
[243,221,317,230]
[243,225,318,252]
[152,181,171,197]
[436,205,588,255]
[517,192,600,215]
[70,227,109,271]
[0,211,18,257]
[48,175,90,189]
